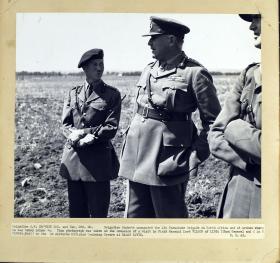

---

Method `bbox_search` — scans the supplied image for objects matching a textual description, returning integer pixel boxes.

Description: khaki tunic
[119,52,221,186]
[208,63,261,218]
[59,80,121,182]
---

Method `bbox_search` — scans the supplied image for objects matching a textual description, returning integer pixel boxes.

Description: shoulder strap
[240,64,258,126]
[186,57,204,68]
[74,86,83,116]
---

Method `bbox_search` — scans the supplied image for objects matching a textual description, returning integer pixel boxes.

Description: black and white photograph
[15,13,262,219]
[0,0,279,262]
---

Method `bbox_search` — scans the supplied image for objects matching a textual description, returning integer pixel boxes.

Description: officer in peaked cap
[208,14,262,218]
[60,48,121,218]
[119,16,221,218]
[239,14,261,22]
[142,16,190,37]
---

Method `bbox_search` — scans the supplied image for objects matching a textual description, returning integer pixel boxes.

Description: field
[15,73,238,218]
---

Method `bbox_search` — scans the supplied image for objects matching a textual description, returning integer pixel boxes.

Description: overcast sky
[16,13,261,72]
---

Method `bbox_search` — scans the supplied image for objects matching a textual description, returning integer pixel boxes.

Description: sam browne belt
[137,104,191,122]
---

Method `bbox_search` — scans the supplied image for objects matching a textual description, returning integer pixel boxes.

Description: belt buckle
[142,105,149,118]
[141,105,149,122]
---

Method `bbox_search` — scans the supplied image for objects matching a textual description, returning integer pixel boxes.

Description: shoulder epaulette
[186,57,205,68]
[242,62,259,86]
[148,61,156,66]
[147,60,157,68]
[105,83,119,92]
[72,85,83,91]
[245,62,259,73]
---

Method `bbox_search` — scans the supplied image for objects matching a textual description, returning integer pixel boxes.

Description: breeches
[67,180,110,218]
[125,180,188,218]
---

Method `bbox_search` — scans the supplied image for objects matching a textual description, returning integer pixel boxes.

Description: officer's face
[249,16,261,49]
[148,34,171,61]
[82,59,104,82]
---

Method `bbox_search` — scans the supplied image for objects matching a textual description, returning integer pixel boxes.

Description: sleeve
[208,70,251,171]
[191,68,221,162]
[61,89,74,138]
[95,90,122,140]
[224,119,261,164]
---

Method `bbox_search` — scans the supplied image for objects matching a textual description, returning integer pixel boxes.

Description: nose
[148,37,153,46]
[249,21,256,31]
[97,64,103,71]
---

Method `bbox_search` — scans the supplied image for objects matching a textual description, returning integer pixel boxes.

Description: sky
[16,13,261,72]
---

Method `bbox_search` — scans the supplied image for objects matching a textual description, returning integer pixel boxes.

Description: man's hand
[189,150,201,177]
[77,134,96,147]
[67,129,85,144]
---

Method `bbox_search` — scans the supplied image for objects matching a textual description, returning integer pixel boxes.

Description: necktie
[86,84,93,99]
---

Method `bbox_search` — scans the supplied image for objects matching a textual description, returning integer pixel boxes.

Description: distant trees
[210,71,240,76]
[16,70,240,80]
[16,71,84,80]
[16,71,64,77]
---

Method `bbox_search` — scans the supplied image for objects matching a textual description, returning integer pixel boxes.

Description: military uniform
[60,49,121,217]
[60,80,121,182]
[208,14,261,218]
[208,63,261,218]
[119,51,221,217]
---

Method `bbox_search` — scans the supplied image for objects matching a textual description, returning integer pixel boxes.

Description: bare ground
[14,74,234,218]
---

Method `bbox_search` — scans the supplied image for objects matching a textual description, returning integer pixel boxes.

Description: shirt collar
[159,51,185,70]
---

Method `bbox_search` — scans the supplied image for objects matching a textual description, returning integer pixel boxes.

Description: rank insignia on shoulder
[187,57,204,68]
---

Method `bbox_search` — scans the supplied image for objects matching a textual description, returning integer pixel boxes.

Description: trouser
[67,180,110,218]
[125,180,188,218]
[217,169,261,218]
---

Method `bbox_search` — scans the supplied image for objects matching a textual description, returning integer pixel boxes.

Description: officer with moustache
[60,49,121,218]
[119,17,221,218]
[208,14,262,218]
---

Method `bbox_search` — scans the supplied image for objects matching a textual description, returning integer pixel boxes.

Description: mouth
[254,34,261,40]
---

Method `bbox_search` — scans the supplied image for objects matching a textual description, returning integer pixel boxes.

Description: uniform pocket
[88,100,107,111]
[162,81,189,91]
[157,121,193,177]
[162,120,193,147]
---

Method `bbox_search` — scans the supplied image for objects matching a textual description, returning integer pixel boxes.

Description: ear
[168,35,176,46]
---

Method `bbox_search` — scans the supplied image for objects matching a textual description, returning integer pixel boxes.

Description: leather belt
[137,104,190,122]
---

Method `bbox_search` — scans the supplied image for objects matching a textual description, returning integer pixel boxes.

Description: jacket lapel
[86,81,104,103]
[150,61,159,78]
[253,65,262,89]
[157,67,177,78]
[86,91,101,103]
[77,83,87,102]
[150,61,177,78]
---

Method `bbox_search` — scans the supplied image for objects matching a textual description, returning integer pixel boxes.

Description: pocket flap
[88,100,107,110]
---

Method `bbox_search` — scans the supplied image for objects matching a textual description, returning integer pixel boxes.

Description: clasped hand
[67,129,96,147]
[67,129,84,144]
[77,134,96,147]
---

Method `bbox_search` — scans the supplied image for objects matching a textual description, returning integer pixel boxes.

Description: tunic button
[81,123,85,127]
[83,113,86,116]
